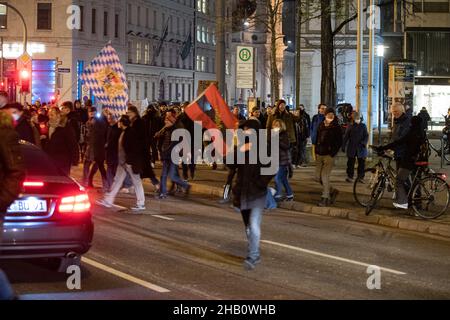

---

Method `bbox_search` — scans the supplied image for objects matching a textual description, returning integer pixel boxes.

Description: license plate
[7,198,47,213]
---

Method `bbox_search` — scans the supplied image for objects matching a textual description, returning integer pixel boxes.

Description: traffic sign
[17,52,32,68]
[236,46,254,89]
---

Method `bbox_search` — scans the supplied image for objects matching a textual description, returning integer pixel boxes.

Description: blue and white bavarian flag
[81,43,128,119]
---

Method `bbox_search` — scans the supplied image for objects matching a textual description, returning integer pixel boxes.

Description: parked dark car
[0,141,94,271]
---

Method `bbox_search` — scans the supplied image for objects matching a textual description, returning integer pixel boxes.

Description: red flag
[185,84,238,157]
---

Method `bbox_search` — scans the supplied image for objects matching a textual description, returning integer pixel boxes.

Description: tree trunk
[320,0,336,108]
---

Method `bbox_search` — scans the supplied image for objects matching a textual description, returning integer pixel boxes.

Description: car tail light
[23,181,44,188]
[59,194,91,213]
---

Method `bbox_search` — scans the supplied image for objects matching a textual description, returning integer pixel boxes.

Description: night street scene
[0,0,450,311]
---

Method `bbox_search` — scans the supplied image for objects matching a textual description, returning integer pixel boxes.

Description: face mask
[12,114,20,121]
[355,119,361,124]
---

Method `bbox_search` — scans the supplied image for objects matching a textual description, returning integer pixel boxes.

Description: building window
[144,43,150,64]
[128,41,133,63]
[136,42,142,64]
[146,8,149,28]
[115,14,119,38]
[202,26,207,43]
[413,1,450,13]
[196,25,201,42]
[152,82,156,100]
[175,83,179,101]
[136,81,140,99]
[103,11,108,36]
[144,81,148,98]
[92,8,96,34]
[0,4,7,29]
[225,60,230,75]
[169,83,172,100]
[153,10,157,30]
[37,3,52,30]
[79,6,84,31]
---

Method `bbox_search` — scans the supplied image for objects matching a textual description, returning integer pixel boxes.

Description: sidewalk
[73,156,450,239]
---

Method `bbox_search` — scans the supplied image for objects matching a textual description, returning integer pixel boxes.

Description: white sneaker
[96,199,113,208]
[393,202,408,210]
[131,205,146,212]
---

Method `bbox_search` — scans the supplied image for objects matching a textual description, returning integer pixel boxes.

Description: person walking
[315,108,343,207]
[44,107,79,175]
[228,119,274,270]
[178,102,197,181]
[310,104,327,160]
[97,115,147,212]
[266,100,296,144]
[417,107,431,132]
[87,108,108,190]
[105,113,121,191]
[142,104,163,165]
[272,119,294,202]
[293,106,310,168]
[155,109,191,199]
[61,101,82,149]
[250,107,266,128]
[342,111,368,183]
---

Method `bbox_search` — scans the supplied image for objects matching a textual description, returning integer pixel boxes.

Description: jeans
[265,188,277,209]
[298,140,308,165]
[275,165,293,199]
[160,160,189,195]
[315,155,335,199]
[104,163,146,207]
[347,157,366,179]
[241,208,263,262]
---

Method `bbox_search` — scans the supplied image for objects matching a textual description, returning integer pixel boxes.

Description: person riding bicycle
[375,115,426,210]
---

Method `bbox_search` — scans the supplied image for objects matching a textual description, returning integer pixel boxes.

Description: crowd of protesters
[0,88,434,271]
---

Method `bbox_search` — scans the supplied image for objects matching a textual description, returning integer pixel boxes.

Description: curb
[188,181,450,240]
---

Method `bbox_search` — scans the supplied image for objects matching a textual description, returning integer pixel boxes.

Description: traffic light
[19,66,31,93]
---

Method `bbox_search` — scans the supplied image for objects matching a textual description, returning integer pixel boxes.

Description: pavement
[3,190,450,299]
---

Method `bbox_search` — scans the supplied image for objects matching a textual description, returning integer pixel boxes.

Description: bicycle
[428,135,450,163]
[353,146,450,219]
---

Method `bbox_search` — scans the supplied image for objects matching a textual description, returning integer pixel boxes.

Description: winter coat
[45,124,79,175]
[86,116,107,162]
[391,113,411,159]
[384,120,425,170]
[157,126,176,161]
[295,113,310,143]
[15,116,36,145]
[278,130,291,166]
[266,110,297,144]
[105,123,121,164]
[122,126,145,175]
[417,110,431,131]
[0,115,26,213]
[310,113,325,145]
[343,122,368,158]
[66,111,82,143]
[315,119,343,157]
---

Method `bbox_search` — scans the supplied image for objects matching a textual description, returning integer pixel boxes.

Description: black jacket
[91,116,108,161]
[278,130,291,166]
[315,120,343,157]
[45,125,79,175]
[66,111,82,142]
[391,114,411,159]
[0,125,26,213]
[122,126,145,175]
[15,116,36,144]
[106,123,121,163]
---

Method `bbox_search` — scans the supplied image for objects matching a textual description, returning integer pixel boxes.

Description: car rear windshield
[22,146,62,177]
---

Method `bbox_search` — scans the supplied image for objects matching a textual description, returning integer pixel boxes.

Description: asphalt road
[2,192,450,300]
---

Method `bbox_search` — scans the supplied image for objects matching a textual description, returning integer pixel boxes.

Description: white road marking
[151,215,175,221]
[82,257,171,293]
[261,240,407,275]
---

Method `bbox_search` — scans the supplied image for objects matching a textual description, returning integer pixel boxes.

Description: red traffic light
[20,69,30,79]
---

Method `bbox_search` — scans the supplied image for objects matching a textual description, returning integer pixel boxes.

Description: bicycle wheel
[365,176,386,216]
[354,168,384,207]
[411,176,450,219]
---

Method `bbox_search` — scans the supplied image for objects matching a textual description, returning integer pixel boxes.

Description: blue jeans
[241,208,263,262]
[265,188,277,209]
[160,160,189,195]
[275,165,293,199]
